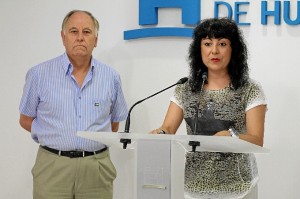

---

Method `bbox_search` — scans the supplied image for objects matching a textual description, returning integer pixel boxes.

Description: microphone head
[177,77,188,84]
[202,72,208,81]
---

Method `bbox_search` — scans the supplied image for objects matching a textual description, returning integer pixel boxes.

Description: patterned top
[19,53,128,151]
[171,79,266,199]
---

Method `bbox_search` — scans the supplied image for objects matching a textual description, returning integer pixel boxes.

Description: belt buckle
[69,151,83,158]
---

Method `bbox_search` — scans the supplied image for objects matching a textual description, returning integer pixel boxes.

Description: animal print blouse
[171,79,266,199]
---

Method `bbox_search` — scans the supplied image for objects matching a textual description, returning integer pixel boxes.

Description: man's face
[61,12,98,59]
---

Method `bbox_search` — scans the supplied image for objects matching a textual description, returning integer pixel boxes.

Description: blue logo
[124,0,201,40]
[124,1,300,40]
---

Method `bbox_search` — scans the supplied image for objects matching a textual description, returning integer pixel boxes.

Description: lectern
[78,132,269,199]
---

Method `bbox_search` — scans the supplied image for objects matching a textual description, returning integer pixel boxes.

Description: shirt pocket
[90,98,112,122]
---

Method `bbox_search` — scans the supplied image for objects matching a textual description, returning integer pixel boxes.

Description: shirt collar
[62,52,95,76]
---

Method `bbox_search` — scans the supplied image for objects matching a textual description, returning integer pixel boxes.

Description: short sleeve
[170,84,185,109]
[19,67,40,117]
[110,74,128,122]
[245,80,267,112]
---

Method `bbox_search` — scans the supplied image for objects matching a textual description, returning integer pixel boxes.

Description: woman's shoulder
[175,80,193,93]
[244,78,264,92]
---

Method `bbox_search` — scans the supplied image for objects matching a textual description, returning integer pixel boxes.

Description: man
[19,10,128,199]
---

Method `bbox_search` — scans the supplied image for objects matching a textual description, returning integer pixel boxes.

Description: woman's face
[200,37,232,73]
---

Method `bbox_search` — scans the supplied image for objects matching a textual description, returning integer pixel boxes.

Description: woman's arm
[150,101,184,134]
[242,105,266,146]
[214,105,267,146]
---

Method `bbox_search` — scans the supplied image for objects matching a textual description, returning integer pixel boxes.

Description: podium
[78,131,269,199]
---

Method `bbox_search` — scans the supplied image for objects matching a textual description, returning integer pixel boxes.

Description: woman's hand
[214,130,231,136]
[149,128,164,134]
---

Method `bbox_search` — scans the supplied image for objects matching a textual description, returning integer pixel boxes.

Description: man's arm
[111,122,119,132]
[19,114,35,132]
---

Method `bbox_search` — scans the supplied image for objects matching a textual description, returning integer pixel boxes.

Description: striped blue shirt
[19,53,128,151]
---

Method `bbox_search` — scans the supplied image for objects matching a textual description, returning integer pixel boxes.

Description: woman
[151,18,267,199]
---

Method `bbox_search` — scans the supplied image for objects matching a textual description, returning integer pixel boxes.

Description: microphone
[189,72,207,152]
[202,72,208,84]
[193,72,207,135]
[125,77,188,133]
[120,77,188,149]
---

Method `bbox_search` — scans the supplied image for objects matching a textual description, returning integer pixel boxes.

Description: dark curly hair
[188,18,249,92]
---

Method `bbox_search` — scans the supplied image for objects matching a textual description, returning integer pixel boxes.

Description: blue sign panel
[124,0,201,40]
[124,1,300,40]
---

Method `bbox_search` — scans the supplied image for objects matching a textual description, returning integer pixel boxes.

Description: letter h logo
[124,0,201,40]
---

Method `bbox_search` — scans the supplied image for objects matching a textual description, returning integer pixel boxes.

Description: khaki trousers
[32,146,116,199]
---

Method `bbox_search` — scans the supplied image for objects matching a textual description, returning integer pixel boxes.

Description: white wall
[0,0,299,198]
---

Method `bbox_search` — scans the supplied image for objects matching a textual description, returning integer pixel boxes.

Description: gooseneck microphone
[120,77,188,149]
[124,77,188,133]
[193,72,208,135]
[189,72,208,152]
